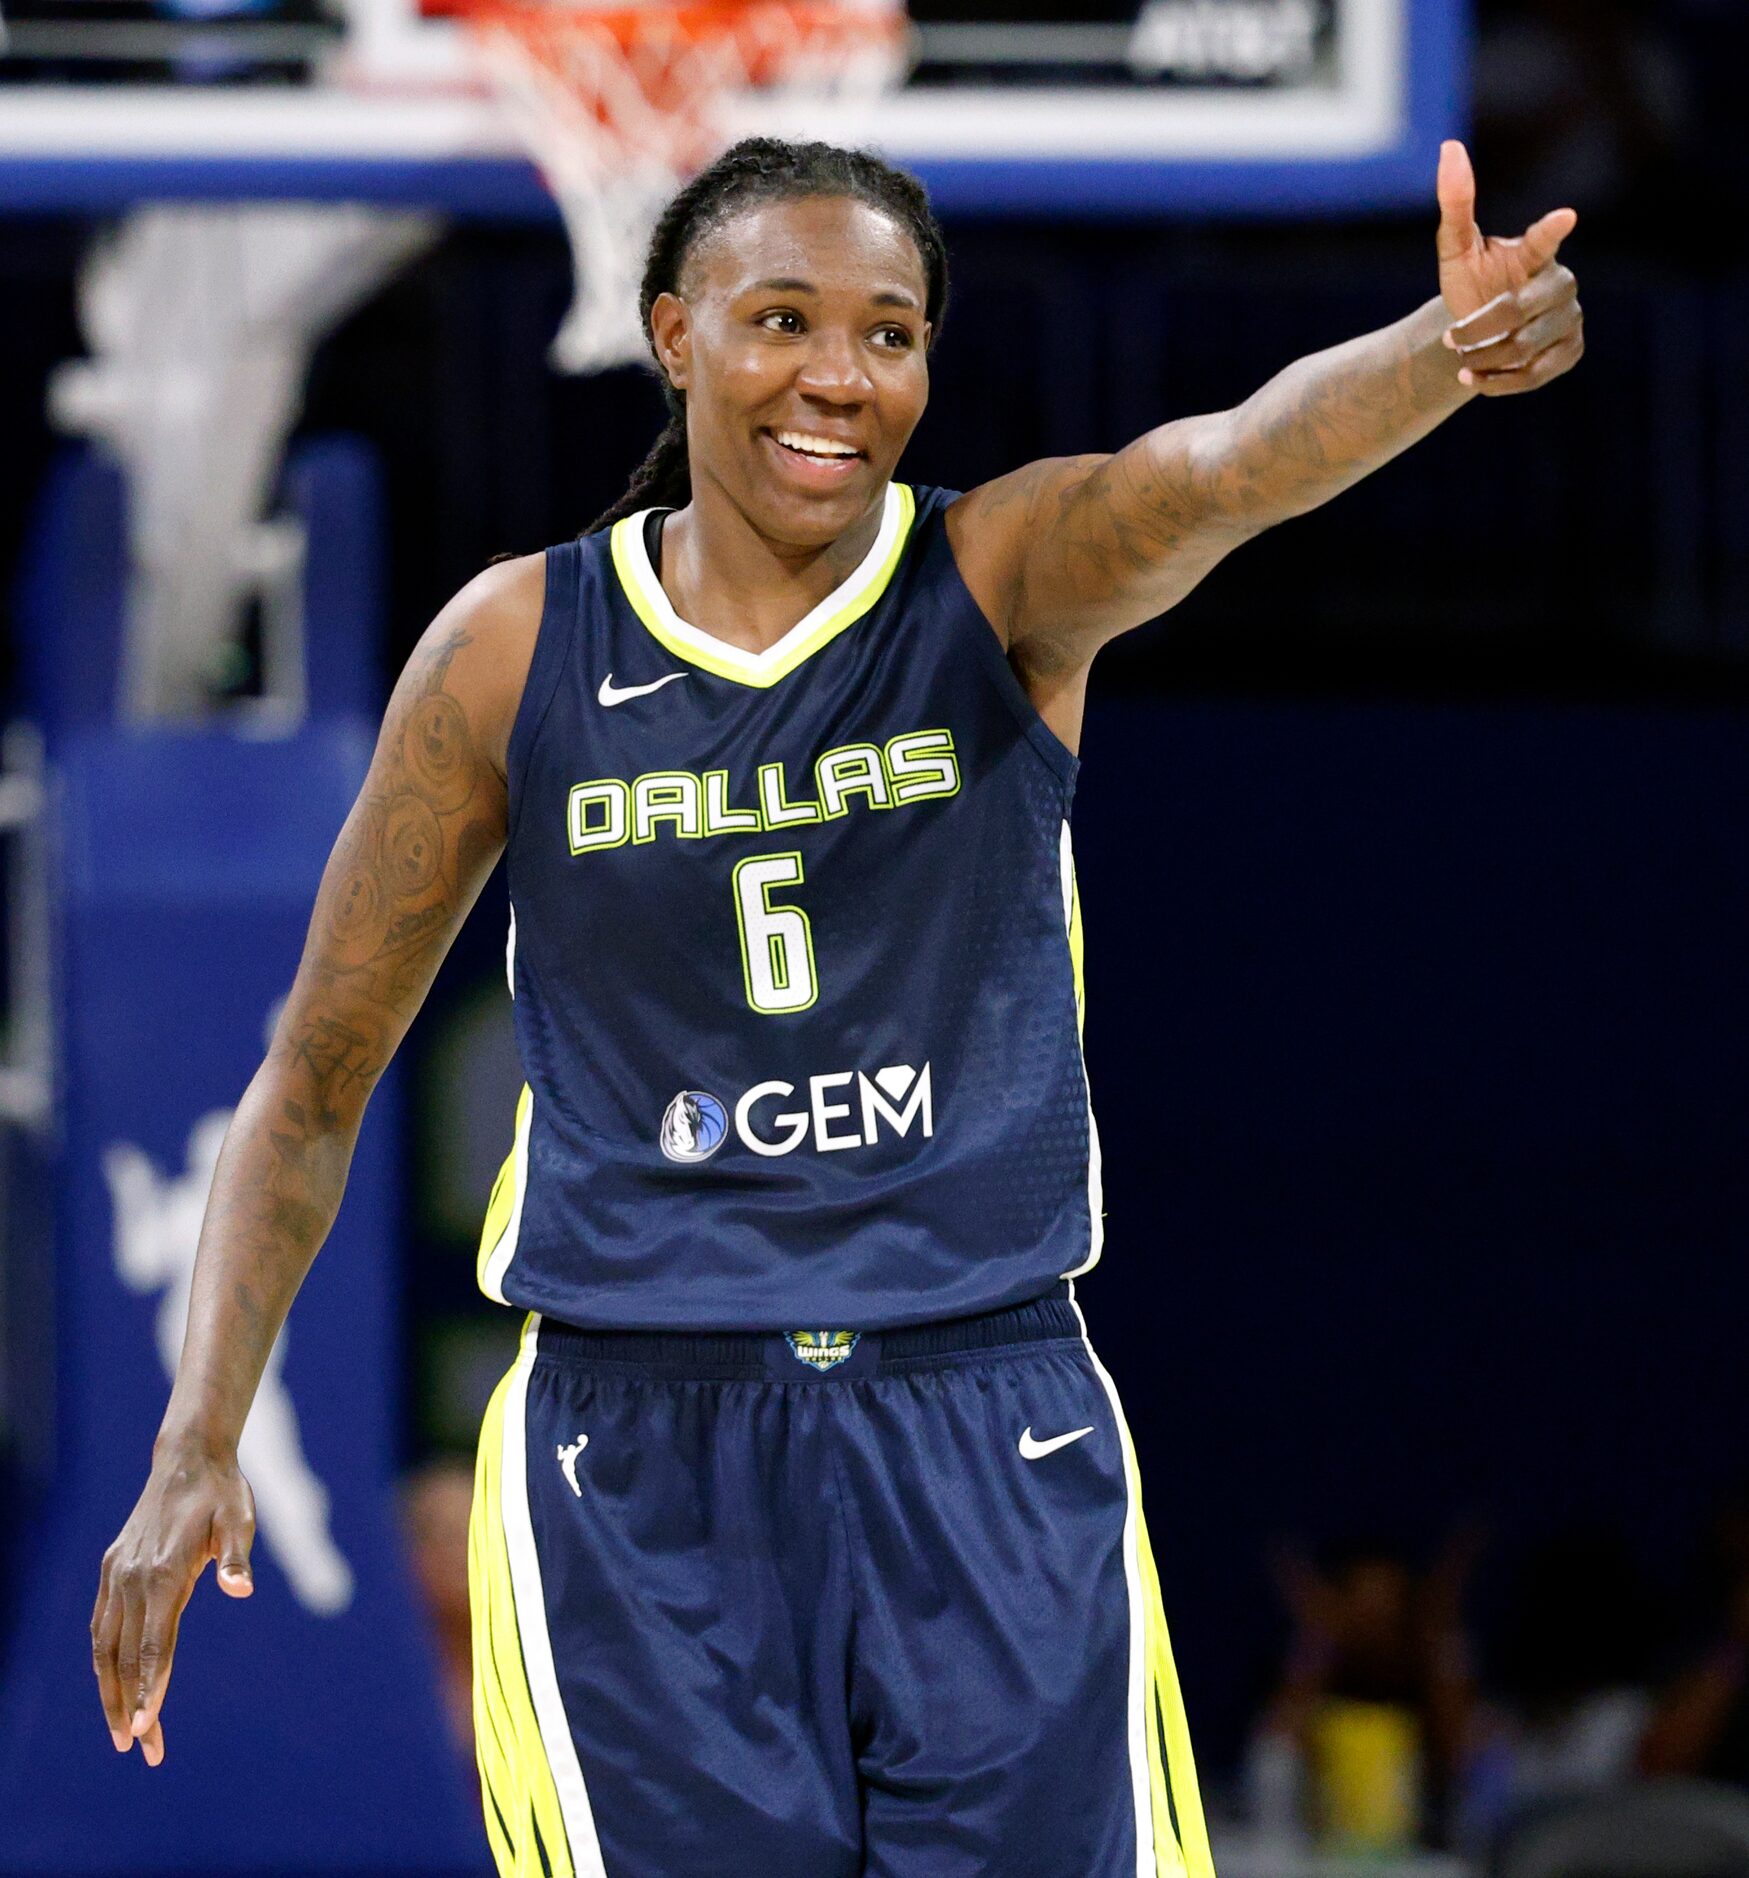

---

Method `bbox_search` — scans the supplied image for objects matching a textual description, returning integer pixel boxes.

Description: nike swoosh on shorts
[1018,1425,1095,1460]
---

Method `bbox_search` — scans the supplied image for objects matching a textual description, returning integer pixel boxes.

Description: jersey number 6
[732,853,818,1015]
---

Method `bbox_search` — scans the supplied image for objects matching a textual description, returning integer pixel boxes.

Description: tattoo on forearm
[1002,300,1463,658]
[287,1016,373,1102]
[1217,302,1460,526]
[231,1279,263,1343]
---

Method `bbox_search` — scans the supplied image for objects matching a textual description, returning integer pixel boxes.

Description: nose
[794,327,874,405]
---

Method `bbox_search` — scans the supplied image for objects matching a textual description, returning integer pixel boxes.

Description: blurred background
[2,0,1748,1872]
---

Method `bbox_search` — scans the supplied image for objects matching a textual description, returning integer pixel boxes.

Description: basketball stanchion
[455,0,910,370]
[0,442,483,1876]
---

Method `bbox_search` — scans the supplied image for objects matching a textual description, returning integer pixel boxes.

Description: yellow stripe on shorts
[468,1319,578,1878]
[1070,1280,1215,1878]
[1137,1496,1215,1878]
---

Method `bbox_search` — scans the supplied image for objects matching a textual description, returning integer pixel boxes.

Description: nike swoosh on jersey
[1018,1424,1095,1461]
[598,671,689,707]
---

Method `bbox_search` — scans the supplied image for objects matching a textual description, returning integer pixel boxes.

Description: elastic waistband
[533,1281,1080,1382]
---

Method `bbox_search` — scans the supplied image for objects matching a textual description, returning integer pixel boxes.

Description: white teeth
[775,430,859,459]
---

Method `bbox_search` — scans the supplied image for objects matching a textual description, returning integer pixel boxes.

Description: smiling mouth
[764,427,867,469]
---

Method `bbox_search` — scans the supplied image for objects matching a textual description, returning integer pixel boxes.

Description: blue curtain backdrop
[1072,695,1749,1761]
[3,204,1748,1797]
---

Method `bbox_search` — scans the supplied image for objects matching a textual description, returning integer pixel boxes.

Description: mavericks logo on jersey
[658,1090,729,1163]
[785,1330,860,1371]
[659,1062,933,1161]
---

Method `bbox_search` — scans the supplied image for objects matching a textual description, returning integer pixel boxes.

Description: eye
[872,324,915,350]
[758,308,805,335]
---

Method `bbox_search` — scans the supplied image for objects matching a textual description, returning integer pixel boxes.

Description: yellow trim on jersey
[609,482,916,689]
[469,1327,576,1878]
[1060,821,1104,1280]
[478,1083,533,1303]
[1067,857,1087,1040]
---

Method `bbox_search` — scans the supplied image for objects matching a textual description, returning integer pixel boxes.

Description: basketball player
[92,136,1582,1875]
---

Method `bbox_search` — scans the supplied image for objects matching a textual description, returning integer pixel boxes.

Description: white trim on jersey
[479,1083,533,1305]
[615,481,910,686]
[1058,819,1105,1280]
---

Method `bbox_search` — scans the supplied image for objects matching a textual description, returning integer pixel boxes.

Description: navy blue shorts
[467,1286,1213,1878]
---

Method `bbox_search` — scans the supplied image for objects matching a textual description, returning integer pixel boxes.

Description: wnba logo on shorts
[659,1090,728,1163]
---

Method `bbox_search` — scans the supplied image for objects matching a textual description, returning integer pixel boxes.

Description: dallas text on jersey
[566,728,960,852]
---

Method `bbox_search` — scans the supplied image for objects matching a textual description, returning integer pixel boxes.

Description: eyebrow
[746,277,922,312]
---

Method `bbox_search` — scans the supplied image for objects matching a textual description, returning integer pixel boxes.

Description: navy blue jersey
[477,482,1103,1330]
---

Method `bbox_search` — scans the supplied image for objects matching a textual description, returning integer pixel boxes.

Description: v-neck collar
[609,482,915,690]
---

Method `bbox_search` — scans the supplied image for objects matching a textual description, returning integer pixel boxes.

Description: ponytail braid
[582,137,949,536]
[592,392,690,535]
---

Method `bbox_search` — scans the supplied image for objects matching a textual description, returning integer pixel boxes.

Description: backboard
[0,0,1463,218]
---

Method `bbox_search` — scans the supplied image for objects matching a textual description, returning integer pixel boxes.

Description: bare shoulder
[943,457,1108,649]
[404,551,547,784]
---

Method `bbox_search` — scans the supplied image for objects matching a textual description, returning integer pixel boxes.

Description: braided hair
[583,138,949,535]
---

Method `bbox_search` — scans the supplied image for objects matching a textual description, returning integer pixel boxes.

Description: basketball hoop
[457,0,912,372]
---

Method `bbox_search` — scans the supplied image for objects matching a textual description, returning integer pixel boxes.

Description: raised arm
[91,554,542,1768]
[947,142,1583,741]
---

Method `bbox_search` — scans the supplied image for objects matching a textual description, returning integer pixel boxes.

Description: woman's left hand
[1435,139,1585,396]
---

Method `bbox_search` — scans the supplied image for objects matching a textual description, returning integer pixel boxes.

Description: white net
[464,0,910,372]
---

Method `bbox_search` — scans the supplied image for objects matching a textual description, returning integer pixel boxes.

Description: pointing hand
[1435,140,1585,397]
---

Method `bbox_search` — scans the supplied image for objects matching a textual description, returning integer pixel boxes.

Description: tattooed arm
[946,143,1583,750]
[92,552,544,1769]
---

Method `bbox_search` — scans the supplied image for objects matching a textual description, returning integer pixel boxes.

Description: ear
[648,291,691,393]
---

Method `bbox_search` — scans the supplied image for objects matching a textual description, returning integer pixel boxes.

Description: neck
[658,471,887,653]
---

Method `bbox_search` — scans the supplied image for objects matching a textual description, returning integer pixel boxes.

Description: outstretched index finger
[1520,206,1578,275]
[1435,139,1479,262]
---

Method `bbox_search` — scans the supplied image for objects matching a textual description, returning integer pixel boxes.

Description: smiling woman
[95,130,1581,1878]
[584,141,949,562]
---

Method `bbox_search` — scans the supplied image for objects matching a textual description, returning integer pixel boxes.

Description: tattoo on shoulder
[401,627,477,814]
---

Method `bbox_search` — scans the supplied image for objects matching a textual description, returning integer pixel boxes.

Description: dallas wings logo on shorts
[785,1330,861,1371]
[659,1090,728,1163]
